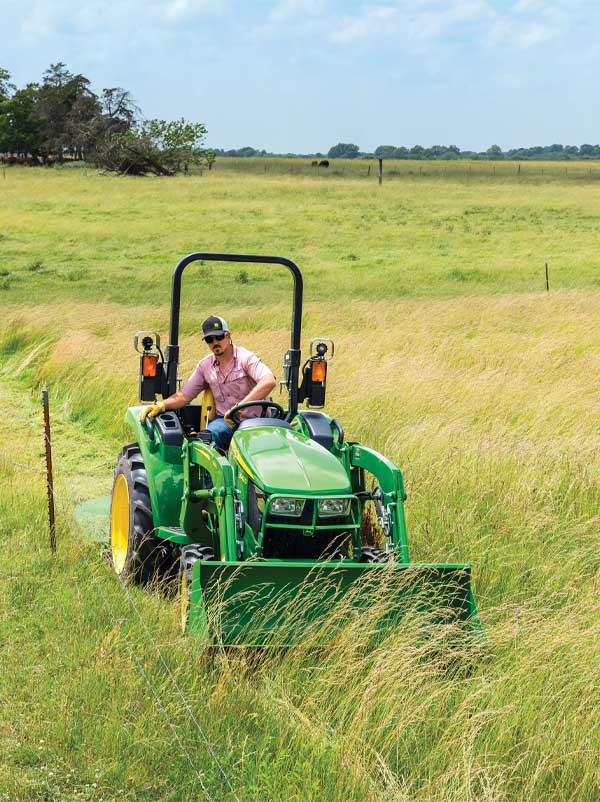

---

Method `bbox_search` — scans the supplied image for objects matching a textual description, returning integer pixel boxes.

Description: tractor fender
[124,407,185,530]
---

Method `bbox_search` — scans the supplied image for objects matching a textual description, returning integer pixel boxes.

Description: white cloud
[331,6,397,44]
[487,9,556,49]
[325,0,568,52]
[163,0,220,21]
[269,0,325,22]
[328,0,491,48]
[17,0,223,39]
[516,21,552,46]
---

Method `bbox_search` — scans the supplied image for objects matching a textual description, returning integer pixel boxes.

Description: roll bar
[165,253,304,418]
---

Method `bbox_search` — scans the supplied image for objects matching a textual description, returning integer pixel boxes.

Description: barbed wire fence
[0,398,242,802]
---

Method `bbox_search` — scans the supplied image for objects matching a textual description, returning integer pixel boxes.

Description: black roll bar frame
[165,253,304,419]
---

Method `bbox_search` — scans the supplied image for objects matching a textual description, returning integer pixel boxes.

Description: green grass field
[1,162,600,801]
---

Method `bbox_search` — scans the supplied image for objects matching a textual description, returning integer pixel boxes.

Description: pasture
[1,162,599,802]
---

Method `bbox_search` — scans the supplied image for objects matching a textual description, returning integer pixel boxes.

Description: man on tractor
[139,315,276,450]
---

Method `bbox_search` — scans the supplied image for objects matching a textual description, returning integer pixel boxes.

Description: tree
[0,84,45,156]
[233,146,258,157]
[101,87,138,125]
[486,144,503,160]
[93,117,208,175]
[327,142,360,159]
[81,87,137,164]
[38,62,97,159]
[65,92,102,160]
[0,67,15,102]
[374,145,397,158]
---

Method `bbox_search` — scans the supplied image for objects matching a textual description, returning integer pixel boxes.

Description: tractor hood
[231,424,351,495]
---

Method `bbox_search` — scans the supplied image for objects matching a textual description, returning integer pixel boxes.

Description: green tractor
[107,253,479,645]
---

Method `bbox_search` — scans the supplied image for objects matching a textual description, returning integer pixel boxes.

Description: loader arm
[348,444,410,563]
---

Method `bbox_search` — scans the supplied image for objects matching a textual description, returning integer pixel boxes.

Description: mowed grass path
[1,166,600,802]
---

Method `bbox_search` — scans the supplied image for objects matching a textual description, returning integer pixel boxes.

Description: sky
[1,0,599,153]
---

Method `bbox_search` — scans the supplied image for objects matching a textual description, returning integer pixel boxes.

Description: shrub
[27,260,45,272]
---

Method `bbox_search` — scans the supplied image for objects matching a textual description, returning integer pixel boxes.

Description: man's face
[205,331,231,357]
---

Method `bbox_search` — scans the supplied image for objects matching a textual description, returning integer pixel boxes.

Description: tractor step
[156,526,190,544]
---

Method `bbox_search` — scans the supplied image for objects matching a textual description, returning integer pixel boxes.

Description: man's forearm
[163,390,192,411]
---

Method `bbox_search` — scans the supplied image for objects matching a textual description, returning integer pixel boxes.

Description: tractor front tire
[109,444,166,584]
[179,545,215,634]
[360,546,390,563]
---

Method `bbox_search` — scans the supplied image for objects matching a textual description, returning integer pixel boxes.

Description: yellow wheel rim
[111,474,129,574]
[180,567,189,634]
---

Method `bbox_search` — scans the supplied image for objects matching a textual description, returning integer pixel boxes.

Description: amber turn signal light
[311,360,327,383]
[142,354,158,377]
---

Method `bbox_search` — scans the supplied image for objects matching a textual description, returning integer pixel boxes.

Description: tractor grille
[262,525,352,559]
[262,499,353,559]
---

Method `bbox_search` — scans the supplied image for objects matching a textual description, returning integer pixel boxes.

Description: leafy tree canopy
[0,63,210,174]
[0,67,15,101]
[0,84,45,156]
[327,142,360,159]
[93,118,207,176]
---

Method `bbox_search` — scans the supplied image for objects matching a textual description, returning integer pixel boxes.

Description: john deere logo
[215,322,221,328]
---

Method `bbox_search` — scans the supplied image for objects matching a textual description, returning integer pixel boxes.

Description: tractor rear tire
[360,547,389,563]
[179,544,215,633]
[109,444,168,584]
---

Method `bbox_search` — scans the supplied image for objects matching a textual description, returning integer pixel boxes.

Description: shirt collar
[211,344,238,368]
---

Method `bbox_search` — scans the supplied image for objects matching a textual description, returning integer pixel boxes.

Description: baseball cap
[202,315,228,339]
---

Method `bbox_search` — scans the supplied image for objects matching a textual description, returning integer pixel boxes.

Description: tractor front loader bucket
[189,559,480,646]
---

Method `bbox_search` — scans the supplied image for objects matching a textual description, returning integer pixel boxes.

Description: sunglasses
[204,333,226,344]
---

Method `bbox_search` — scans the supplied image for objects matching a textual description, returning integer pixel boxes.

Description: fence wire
[1,414,242,802]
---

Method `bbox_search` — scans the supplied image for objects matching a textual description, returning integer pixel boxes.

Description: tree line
[0,64,210,175]
[217,141,600,161]
[3,64,597,168]
[371,143,600,161]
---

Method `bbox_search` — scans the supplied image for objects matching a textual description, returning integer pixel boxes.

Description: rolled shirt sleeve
[243,352,273,383]
[180,360,208,400]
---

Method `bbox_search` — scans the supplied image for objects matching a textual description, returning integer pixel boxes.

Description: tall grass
[1,169,600,801]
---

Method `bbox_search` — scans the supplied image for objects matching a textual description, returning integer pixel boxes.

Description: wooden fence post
[42,389,56,554]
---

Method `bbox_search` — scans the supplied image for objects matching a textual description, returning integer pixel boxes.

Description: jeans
[207,415,237,450]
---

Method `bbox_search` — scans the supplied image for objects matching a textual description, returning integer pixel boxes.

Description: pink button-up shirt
[181,345,274,418]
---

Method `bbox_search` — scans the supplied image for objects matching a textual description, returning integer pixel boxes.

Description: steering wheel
[225,400,286,426]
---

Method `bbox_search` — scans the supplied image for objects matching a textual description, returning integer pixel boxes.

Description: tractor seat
[237,418,293,432]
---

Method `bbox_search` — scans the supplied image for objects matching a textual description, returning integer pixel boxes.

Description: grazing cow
[2,155,35,166]
[311,160,318,166]
[318,159,329,168]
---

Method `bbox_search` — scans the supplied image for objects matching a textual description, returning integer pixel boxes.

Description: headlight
[270,497,305,517]
[318,498,350,517]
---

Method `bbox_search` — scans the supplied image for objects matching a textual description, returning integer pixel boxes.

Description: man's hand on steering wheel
[224,400,286,427]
